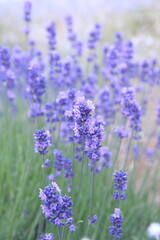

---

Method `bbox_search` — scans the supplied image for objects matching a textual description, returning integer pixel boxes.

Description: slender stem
[61,225,65,240]
[57,226,61,240]
[123,131,134,169]
[74,143,85,218]
[90,167,95,217]
[71,140,75,196]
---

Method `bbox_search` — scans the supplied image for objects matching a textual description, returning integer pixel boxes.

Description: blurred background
[0,0,160,57]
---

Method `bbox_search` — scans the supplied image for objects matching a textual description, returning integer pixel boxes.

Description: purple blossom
[88,215,98,224]
[113,169,128,201]
[46,22,57,51]
[26,64,46,104]
[0,47,10,69]
[97,86,116,125]
[40,233,55,240]
[145,147,154,158]
[109,208,123,240]
[69,224,76,231]
[85,117,105,172]
[114,126,129,139]
[121,87,142,139]
[53,149,74,179]
[24,1,32,22]
[100,146,112,168]
[73,96,95,140]
[34,129,51,155]
[87,23,101,50]
[39,182,73,227]
[42,159,50,168]
[48,173,55,181]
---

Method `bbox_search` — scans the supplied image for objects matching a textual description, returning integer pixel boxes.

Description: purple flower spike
[73,96,95,140]
[121,87,142,139]
[113,169,128,201]
[113,169,128,191]
[109,208,123,240]
[34,128,51,155]
[39,182,74,227]
[24,1,32,23]
[40,233,55,240]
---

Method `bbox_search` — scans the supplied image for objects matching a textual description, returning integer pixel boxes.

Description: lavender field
[1,1,160,240]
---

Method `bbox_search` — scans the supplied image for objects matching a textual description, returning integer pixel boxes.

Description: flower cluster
[34,129,51,155]
[100,146,112,168]
[40,233,55,240]
[26,64,46,104]
[113,169,128,201]
[39,182,75,229]
[109,208,123,240]
[24,1,32,22]
[53,149,74,178]
[114,126,129,139]
[73,96,95,141]
[121,87,142,139]
[85,117,105,172]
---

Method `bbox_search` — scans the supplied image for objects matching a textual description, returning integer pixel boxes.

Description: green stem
[123,131,134,169]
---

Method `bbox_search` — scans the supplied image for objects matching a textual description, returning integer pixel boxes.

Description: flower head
[39,182,74,227]
[40,233,55,240]
[34,128,51,155]
[109,208,123,240]
[113,169,128,201]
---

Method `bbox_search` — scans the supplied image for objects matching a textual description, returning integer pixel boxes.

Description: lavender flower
[24,1,32,22]
[121,87,142,139]
[85,117,105,172]
[88,215,98,224]
[97,86,116,125]
[53,149,74,179]
[26,64,46,104]
[42,159,50,168]
[73,96,95,141]
[39,182,74,227]
[87,23,101,50]
[69,224,76,231]
[0,47,10,69]
[46,22,57,51]
[34,129,51,155]
[109,208,123,240]
[100,146,112,168]
[40,233,55,240]
[48,173,55,181]
[114,126,129,139]
[113,169,128,201]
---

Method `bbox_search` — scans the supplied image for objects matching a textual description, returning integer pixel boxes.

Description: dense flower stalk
[85,116,105,172]
[39,182,75,229]
[113,169,128,201]
[73,96,95,141]
[34,129,51,155]
[109,208,123,240]
[24,1,32,22]
[53,149,74,179]
[121,87,142,139]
